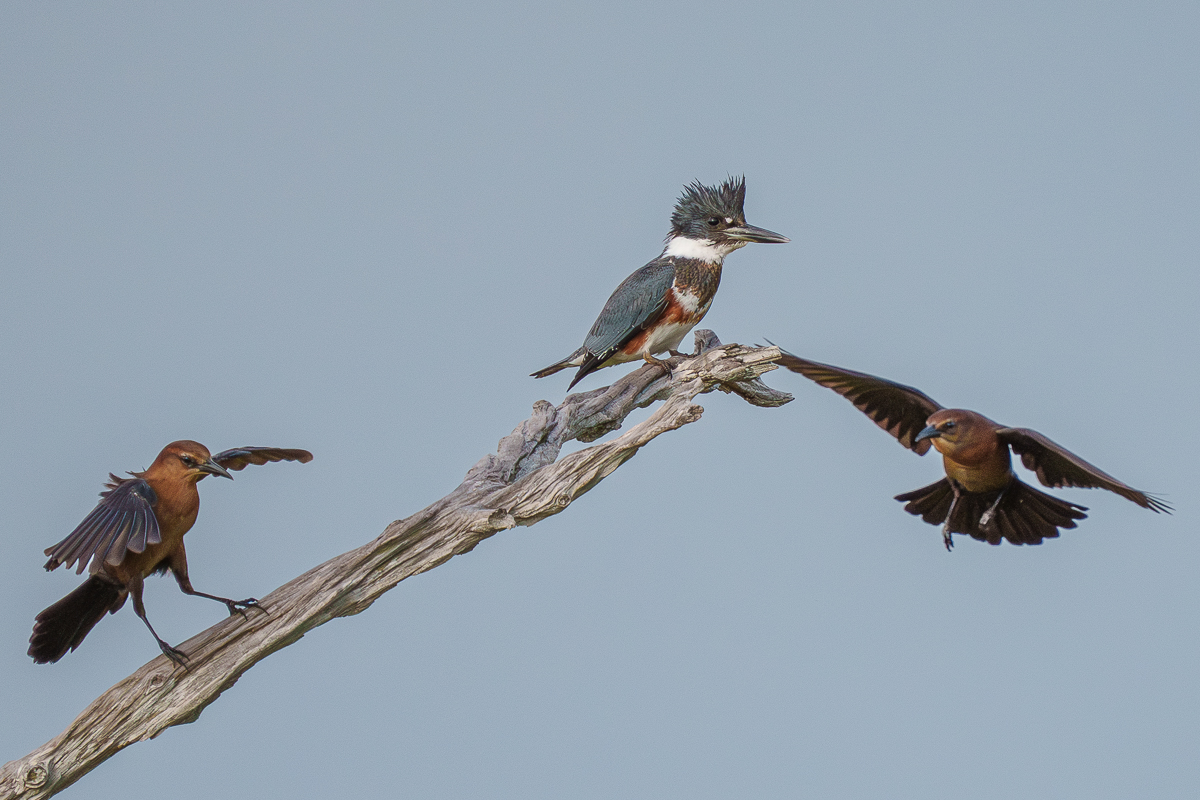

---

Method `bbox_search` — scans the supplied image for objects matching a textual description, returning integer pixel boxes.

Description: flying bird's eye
[180,455,197,467]
[942,421,957,431]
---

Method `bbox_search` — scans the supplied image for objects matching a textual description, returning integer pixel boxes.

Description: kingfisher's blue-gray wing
[582,259,676,360]
[43,478,161,574]
[211,447,313,471]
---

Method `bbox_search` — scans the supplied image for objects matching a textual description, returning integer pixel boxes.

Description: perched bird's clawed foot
[942,526,954,551]
[667,349,687,358]
[159,641,189,668]
[643,353,674,380]
[226,597,263,618]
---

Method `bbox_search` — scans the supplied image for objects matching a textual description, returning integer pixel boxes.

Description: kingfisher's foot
[643,353,674,379]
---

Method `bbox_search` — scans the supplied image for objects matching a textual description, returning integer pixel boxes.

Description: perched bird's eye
[707,216,721,227]
[942,421,957,431]
[180,455,197,467]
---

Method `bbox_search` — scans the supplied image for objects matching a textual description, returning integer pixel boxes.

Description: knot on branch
[22,763,48,790]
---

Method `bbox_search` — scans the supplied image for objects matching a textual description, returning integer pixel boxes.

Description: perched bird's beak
[199,459,234,480]
[914,424,942,444]
[723,224,790,244]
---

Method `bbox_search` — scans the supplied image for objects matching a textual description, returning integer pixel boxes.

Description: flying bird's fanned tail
[895,477,1088,546]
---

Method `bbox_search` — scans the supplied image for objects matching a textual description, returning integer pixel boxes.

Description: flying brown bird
[29,441,312,665]
[771,347,1169,549]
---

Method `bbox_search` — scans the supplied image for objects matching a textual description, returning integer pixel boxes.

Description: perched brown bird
[29,441,312,665]
[772,348,1169,549]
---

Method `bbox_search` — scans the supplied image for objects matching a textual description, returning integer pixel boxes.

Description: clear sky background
[2,2,1197,798]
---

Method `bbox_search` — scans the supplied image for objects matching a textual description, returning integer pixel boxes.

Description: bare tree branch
[0,333,791,800]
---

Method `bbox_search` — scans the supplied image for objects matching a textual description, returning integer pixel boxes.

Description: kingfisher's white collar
[662,236,743,263]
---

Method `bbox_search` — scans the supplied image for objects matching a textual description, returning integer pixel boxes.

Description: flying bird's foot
[942,483,961,551]
[979,488,1007,528]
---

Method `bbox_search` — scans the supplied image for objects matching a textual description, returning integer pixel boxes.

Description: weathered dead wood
[0,333,791,800]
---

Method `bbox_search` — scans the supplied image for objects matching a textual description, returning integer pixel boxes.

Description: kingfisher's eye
[707,217,721,227]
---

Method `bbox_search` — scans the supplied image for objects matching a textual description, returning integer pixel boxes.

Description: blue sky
[2,3,1198,797]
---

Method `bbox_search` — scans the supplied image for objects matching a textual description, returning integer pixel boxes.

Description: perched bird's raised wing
[996,428,1170,512]
[771,346,944,454]
[581,260,676,364]
[43,477,161,574]
[211,447,314,471]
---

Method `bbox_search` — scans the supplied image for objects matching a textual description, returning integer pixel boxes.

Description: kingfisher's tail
[531,347,587,380]
[531,360,571,379]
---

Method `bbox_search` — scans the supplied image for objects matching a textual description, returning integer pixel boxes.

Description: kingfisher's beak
[199,459,234,480]
[914,424,942,444]
[724,224,790,244]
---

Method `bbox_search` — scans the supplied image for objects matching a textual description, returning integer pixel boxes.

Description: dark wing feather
[770,345,944,454]
[996,428,1170,512]
[43,479,160,574]
[582,259,676,361]
[212,447,314,471]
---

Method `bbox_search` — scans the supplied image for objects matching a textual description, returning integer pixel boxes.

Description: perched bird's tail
[530,360,571,379]
[29,576,123,664]
[531,347,586,381]
[896,477,1088,546]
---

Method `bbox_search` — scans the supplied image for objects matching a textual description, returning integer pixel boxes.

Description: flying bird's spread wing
[211,447,314,471]
[43,478,162,574]
[996,428,1170,512]
[772,346,944,454]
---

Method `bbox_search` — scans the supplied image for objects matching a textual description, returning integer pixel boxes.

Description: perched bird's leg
[190,591,262,618]
[128,575,188,667]
[979,486,1008,528]
[174,569,264,618]
[643,352,674,380]
[942,483,963,552]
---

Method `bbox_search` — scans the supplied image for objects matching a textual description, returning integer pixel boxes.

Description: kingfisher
[532,176,789,389]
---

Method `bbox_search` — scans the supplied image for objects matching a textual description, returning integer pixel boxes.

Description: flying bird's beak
[914,424,942,444]
[723,224,790,244]
[199,459,234,480]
